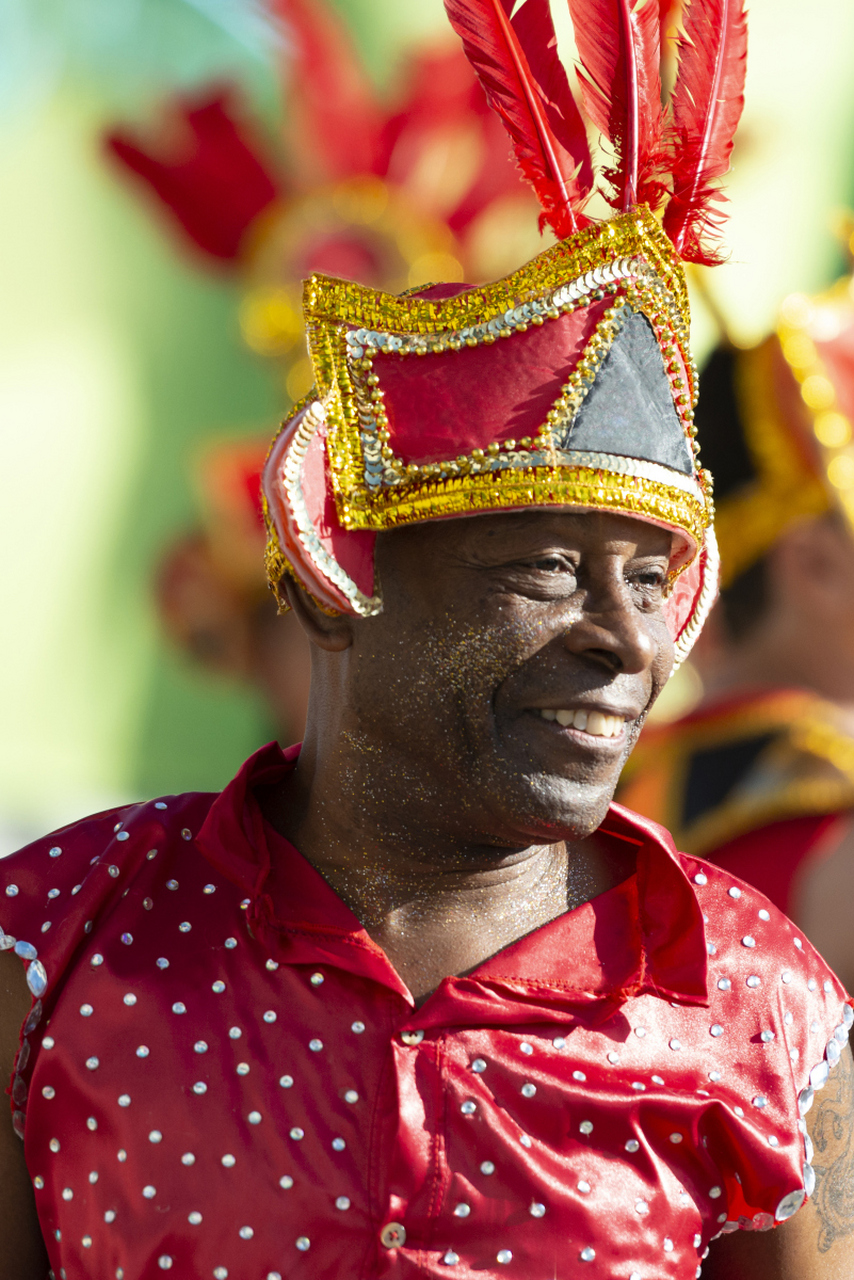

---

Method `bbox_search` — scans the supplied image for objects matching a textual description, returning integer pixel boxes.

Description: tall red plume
[272,0,384,182]
[443,0,593,237]
[447,91,540,234]
[567,0,666,212]
[662,0,747,264]
[105,88,281,264]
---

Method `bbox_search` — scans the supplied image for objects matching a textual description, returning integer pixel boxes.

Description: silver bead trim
[277,399,383,617]
[2,926,49,1142]
[775,998,852,1224]
[345,257,671,362]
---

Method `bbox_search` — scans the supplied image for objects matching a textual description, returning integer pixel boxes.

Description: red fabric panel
[662,545,705,647]
[263,407,376,612]
[301,419,377,597]
[375,303,607,462]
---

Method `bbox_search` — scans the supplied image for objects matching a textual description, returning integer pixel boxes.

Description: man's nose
[562,579,659,675]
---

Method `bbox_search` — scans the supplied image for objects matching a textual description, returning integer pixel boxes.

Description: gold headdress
[263,0,748,666]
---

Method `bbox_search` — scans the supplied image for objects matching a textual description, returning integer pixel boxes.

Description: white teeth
[587,711,607,737]
[537,708,624,737]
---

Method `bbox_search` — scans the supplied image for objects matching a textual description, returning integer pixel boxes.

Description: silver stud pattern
[1,814,847,1276]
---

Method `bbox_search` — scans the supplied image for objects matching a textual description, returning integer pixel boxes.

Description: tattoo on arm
[810,1044,854,1254]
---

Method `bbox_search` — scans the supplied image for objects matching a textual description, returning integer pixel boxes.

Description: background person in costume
[105,0,545,405]
[108,0,540,749]
[618,271,854,995]
[155,434,312,743]
[1,1,853,1278]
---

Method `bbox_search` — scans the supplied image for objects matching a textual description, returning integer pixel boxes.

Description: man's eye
[527,556,569,572]
[628,567,666,588]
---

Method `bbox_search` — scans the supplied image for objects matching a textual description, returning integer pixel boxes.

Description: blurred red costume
[619,687,854,918]
[619,269,854,915]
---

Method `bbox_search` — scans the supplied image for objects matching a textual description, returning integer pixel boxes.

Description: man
[619,277,854,994]
[0,1,852,1277]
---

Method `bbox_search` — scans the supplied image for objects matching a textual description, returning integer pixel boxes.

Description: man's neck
[259,744,633,1004]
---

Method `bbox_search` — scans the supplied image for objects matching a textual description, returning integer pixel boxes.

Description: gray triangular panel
[562,312,693,475]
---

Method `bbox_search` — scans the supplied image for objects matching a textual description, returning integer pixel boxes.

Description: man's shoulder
[0,791,221,952]
[681,849,852,1024]
[6,790,218,870]
[610,798,848,997]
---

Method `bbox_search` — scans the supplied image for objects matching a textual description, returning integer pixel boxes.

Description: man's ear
[281,576,355,653]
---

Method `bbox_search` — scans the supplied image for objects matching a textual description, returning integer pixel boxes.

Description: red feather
[272,0,384,182]
[511,0,595,196]
[443,0,593,237]
[658,0,682,39]
[662,0,747,264]
[105,87,280,264]
[566,0,666,212]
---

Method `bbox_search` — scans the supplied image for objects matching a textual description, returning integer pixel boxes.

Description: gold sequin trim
[263,400,382,617]
[297,210,707,542]
[304,207,689,338]
[334,461,709,548]
[335,293,701,523]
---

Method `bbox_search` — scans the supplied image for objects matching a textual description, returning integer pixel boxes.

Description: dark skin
[1,509,853,1278]
[264,510,675,996]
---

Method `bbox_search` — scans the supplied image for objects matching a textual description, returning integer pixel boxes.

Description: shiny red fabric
[266,408,379,602]
[374,304,607,461]
[2,744,850,1279]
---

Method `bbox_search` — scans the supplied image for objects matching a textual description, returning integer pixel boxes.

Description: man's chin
[482,769,618,845]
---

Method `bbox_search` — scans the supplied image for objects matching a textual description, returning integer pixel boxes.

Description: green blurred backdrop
[1,0,854,845]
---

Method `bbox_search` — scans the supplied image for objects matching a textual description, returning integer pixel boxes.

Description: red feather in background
[443,0,593,237]
[272,0,384,182]
[566,0,666,212]
[105,88,281,264]
[662,0,747,264]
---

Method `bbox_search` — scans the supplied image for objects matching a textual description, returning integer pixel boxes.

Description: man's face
[342,509,676,851]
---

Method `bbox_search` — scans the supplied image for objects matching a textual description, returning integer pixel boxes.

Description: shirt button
[380,1222,407,1249]
[400,1030,424,1046]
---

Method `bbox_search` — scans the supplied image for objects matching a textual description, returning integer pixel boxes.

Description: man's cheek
[649,618,676,682]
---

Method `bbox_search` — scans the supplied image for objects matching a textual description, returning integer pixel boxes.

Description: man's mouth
[533,708,627,739]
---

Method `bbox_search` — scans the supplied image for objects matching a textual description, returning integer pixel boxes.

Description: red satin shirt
[2,743,850,1279]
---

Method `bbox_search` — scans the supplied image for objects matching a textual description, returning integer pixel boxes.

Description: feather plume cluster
[443,0,747,265]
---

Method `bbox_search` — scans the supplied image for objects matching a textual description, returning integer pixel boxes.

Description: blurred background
[2,0,854,850]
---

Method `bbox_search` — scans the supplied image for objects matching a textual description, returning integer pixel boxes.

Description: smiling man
[1,1,854,1277]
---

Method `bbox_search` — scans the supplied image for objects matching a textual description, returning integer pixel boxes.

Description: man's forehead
[420,508,677,555]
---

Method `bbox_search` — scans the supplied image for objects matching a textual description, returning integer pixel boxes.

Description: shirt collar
[197,743,709,1017]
